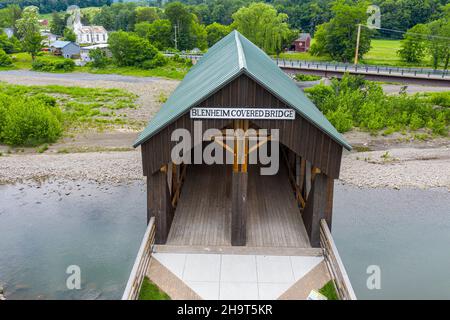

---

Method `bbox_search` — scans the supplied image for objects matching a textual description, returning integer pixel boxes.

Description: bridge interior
[166,162,310,248]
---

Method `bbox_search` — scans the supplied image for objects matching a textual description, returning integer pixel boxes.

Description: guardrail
[121,217,156,300]
[320,219,357,300]
[276,58,449,79]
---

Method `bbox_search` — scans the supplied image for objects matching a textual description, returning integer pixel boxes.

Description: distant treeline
[0,0,112,13]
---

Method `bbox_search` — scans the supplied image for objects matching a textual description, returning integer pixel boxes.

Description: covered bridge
[134,31,351,249]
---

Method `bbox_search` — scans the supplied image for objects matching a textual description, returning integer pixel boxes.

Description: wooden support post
[231,171,247,246]
[147,166,173,244]
[305,160,312,200]
[302,173,334,247]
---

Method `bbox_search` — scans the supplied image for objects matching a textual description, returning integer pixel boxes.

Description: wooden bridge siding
[166,164,310,248]
[141,117,232,177]
[141,74,342,179]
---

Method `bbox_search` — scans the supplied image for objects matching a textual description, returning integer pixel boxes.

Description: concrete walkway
[152,252,323,300]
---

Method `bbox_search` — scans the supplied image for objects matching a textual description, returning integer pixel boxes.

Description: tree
[0,48,12,66]
[232,3,295,55]
[89,48,109,68]
[135,6,160,24]
[205,22,230,47]
[15,6,42,60]
[310,0,372,62]
[63,27,76,42]
[427,19,450,69]
[135,19,173,50]
[398,24,429,63]
[108,31,159,67]
[50,12,66,36]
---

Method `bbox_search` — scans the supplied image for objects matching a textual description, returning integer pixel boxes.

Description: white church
[67,6,108,45]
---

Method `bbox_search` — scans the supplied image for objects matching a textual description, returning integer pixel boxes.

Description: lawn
[138,277,171,300]
[78,61,189,80]
[8,52,190,80]
[279,39,436,68]
[319,280,339,300]
[361,39,433,67]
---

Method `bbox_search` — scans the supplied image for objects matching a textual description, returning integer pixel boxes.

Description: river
[0,180,449,299]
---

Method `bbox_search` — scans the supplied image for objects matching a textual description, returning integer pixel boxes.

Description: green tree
[63,27,76,42]
[16,6,42,60]
[0,48,12,66]
[425,5,450,69]
[398,24,429,63]
[232,3,295,55]
[108,31,159,67]
[50,12,66,36]
[310,0,372,62]
[89,48,109,68]
[165,1,204,50]
[0,32,21,53]
[135,6,160,24]
[205,22,230,47]
[136,19,173,50]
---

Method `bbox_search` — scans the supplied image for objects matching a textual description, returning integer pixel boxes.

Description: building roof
[80,43,109,50]
[50,40,73,48]
[77,26,107,34]
[295,33,311,41]
[133,30,351,150]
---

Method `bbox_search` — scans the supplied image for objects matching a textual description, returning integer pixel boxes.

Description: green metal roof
[134,30,351,151]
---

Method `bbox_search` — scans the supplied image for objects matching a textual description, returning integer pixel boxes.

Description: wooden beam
[302,173,333,247]
[231,171,247,246]
[305,160,312,200]
[171,163,187,208]
[282,148,306,209]
[147,169,173,244]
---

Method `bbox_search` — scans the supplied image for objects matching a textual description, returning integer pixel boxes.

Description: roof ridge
[234,31,247,70]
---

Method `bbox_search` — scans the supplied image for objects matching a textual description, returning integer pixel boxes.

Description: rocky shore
[1,144,449,189]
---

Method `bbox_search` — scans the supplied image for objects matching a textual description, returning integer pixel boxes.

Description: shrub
[142,53,168,69]
[89,48,109,68]
[0,48,12,66]
[32,57,75,72]
[0,94,62,146]
[108,31,159,68]
[306,74,449,135]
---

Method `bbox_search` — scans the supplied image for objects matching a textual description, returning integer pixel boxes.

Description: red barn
[292,33,311,52]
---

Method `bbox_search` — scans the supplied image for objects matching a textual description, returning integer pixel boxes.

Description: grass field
[280,39,436,68]
[138,277,171,300]
[8,52,190,80]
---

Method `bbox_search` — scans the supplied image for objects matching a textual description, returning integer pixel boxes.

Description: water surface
[1,180,449,299]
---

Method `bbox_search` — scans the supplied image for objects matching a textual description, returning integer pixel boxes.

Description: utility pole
[354,23,361,65]
[174,25,178,51]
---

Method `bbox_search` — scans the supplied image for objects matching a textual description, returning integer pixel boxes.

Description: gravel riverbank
[1,145,449,189]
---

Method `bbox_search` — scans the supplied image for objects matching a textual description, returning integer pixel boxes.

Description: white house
[75,25,108,45]
[41,31,59,46]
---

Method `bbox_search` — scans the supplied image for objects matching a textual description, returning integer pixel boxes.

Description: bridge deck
[167,164,310,248]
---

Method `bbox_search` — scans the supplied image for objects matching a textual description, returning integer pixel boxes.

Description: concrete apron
[148,251,329,300]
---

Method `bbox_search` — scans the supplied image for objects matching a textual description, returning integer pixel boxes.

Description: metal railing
[121,217,156,300]
[320,219,357,300]
[276,58,449,79]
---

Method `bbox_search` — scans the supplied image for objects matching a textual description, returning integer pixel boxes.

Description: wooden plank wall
[140,74,343,179]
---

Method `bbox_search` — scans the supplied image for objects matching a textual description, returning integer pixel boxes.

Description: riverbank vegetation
[305,74,450,136]
[0,82,137,146]
[138,277,171,300]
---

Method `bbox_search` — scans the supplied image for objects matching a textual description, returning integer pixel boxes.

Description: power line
[361,24,450,41]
